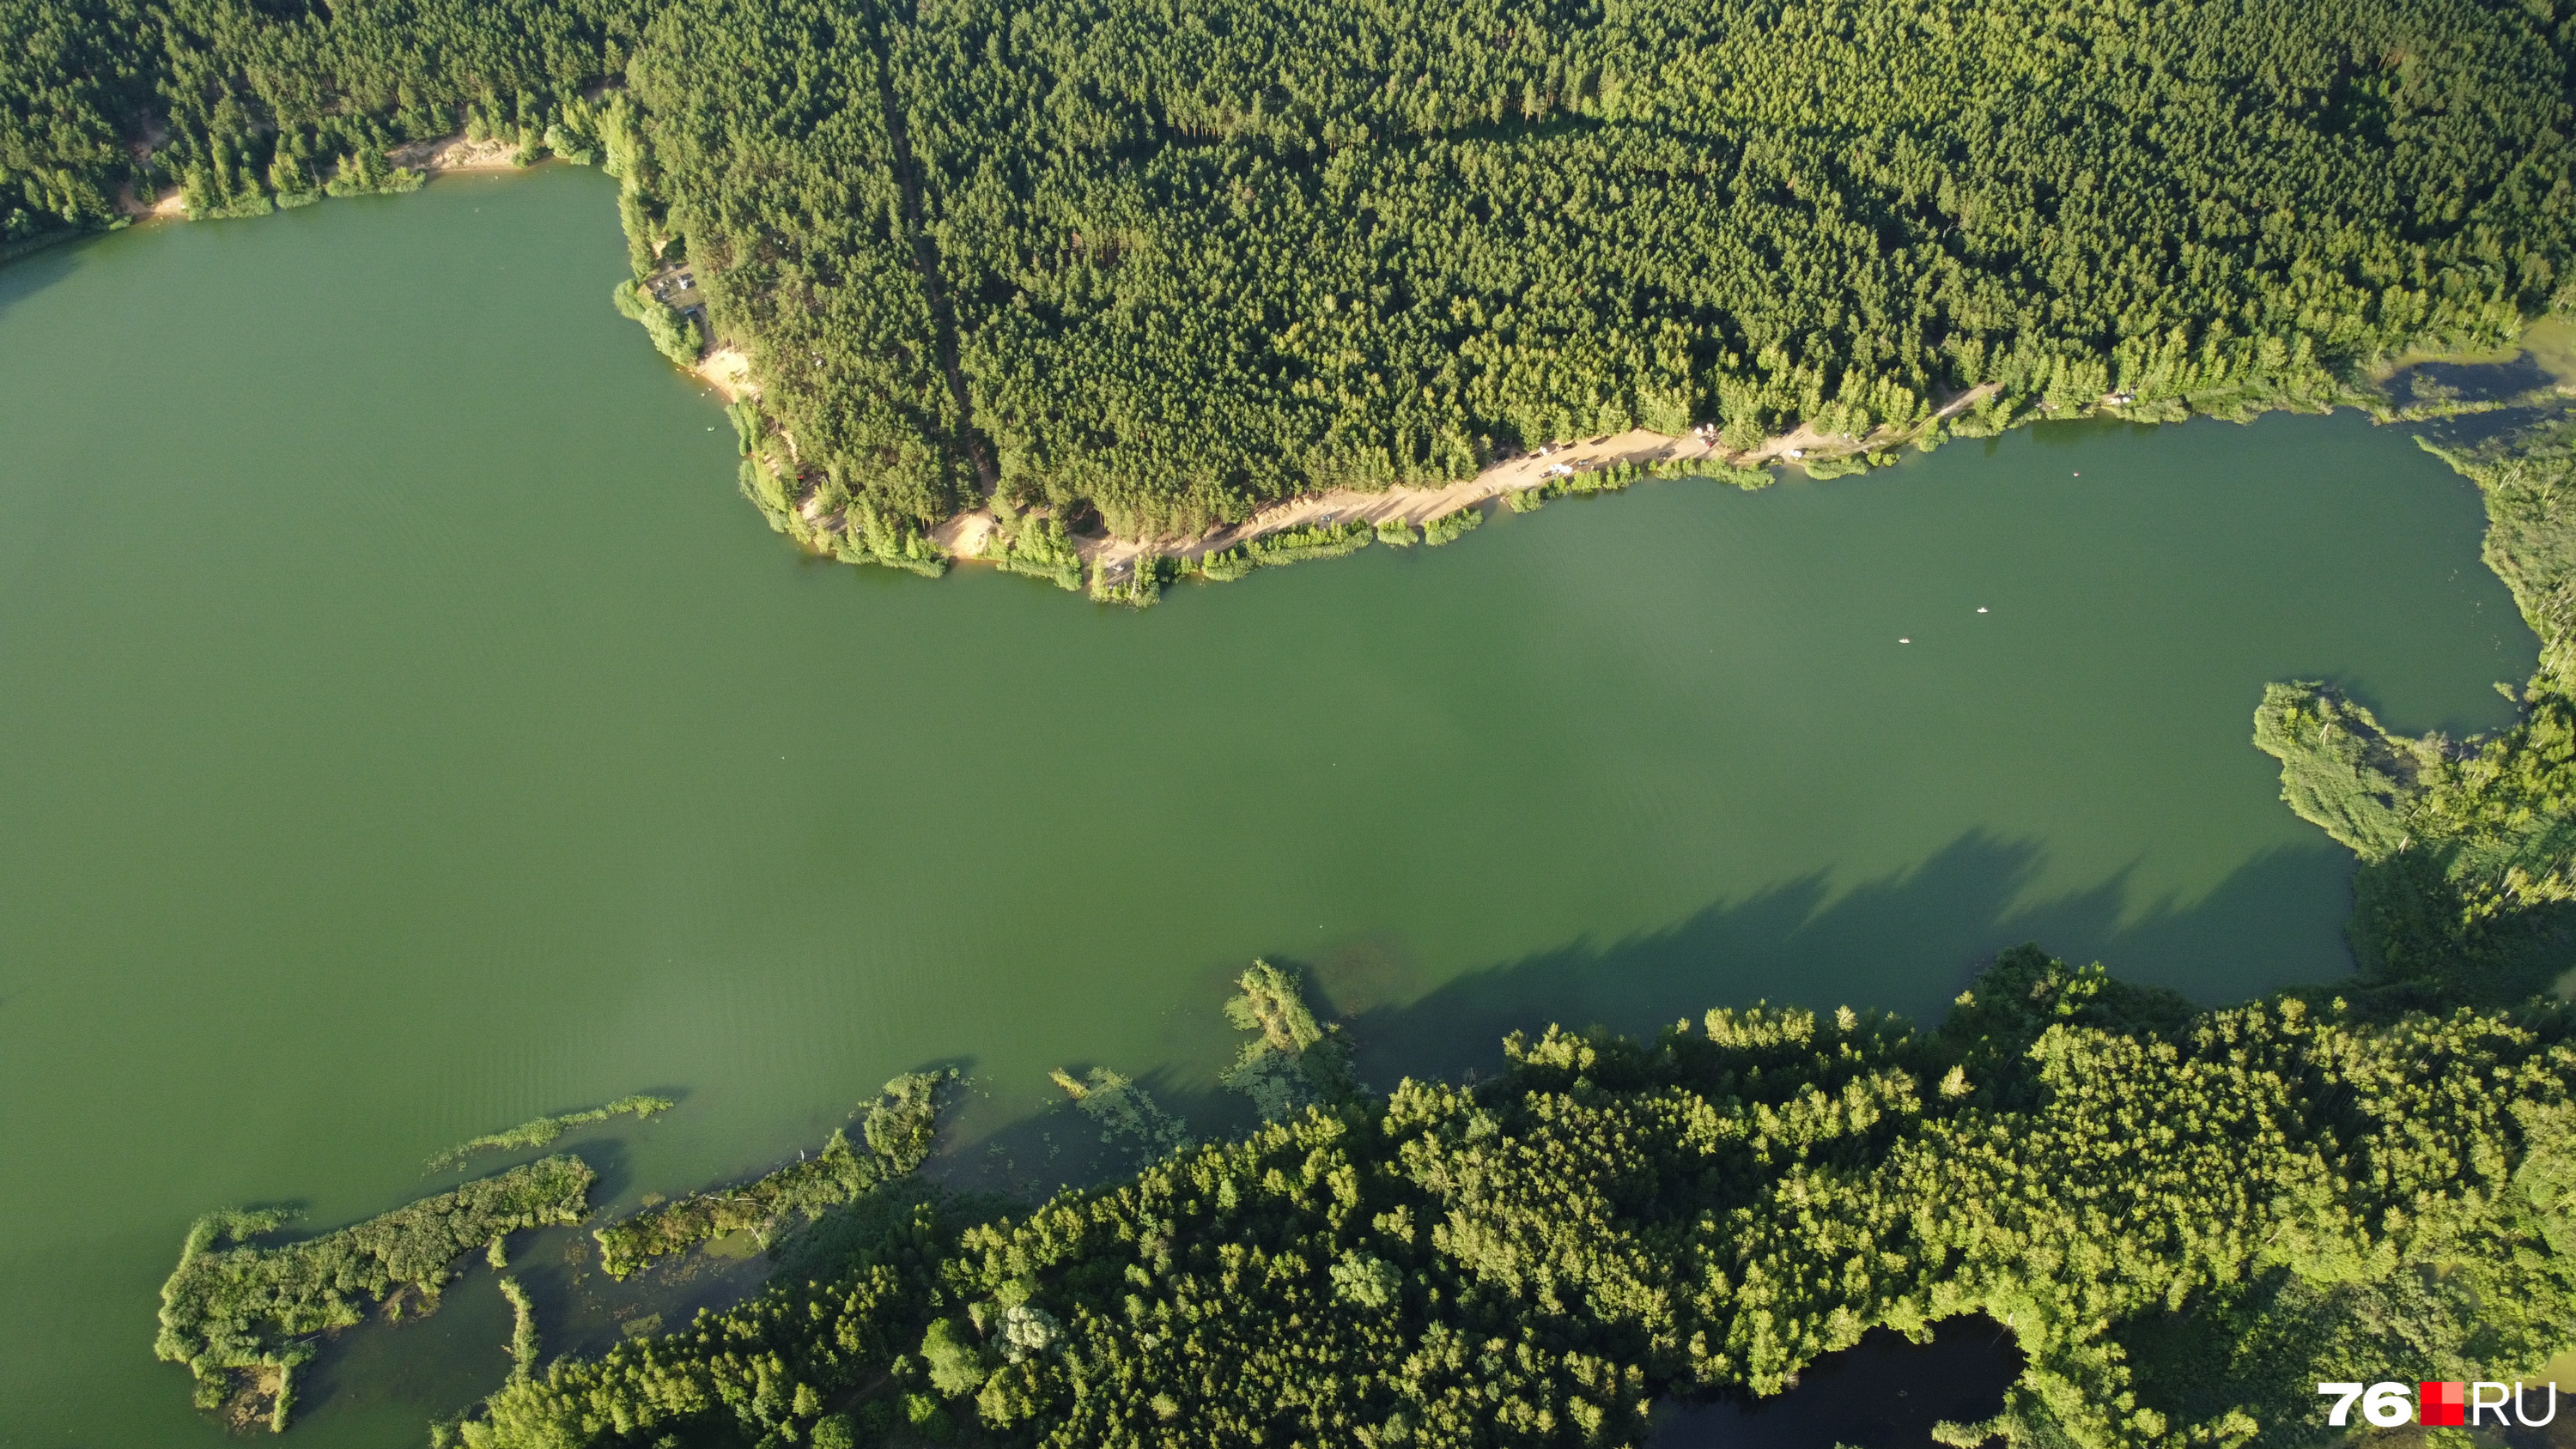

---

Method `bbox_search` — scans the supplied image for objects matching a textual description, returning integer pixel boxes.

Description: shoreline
[113,131,533,226]
[1068,384,2005,582]
[891,382,2006,585]
[869,350,2552,595]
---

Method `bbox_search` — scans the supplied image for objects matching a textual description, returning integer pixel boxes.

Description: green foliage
[16,0,2576,585]
[1089,550,1173,608]
[611,0,2576,545]
[498,1276,540,1383]
[593,1072,947,1278]
[610,279,701,366]
[831,506,951,577]
[983,512,1085,591]
[2,0,643,244]
[2258,413,2576,1009]
[1197,519,1373,581]
[425,1094,673,1173]
[1328,1249,1401,1308]
[469,1194,946,1448]
[1218,959,1353,1120]
[1374,518,1422,547]
[423,951,2576,1449]
[904,1392,956,1443]
[2252,682,2426,858]
[1560,465,1631,496]
[321,146,421,199]
[1420,504,1482,546]
[919,1316,989,1397]
[1049,1066,1194,1162]
[1801,453,1876,480]
[155,1158,592,1421]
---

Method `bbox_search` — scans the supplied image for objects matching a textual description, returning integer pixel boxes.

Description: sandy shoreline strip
[118,132,527,221]
[386,135,528,174]
[1054,382,2002,581]
[693,346,755,404]
[91,142,1999,584]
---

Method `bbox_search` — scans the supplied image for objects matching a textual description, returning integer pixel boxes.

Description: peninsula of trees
[7,0,2574,583]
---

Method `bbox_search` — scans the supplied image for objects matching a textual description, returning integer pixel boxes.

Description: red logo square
[2420,1381,2466,1427]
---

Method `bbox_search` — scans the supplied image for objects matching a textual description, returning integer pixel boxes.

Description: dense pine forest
[9,0,2575,549]
[29,0,2576,1441]
[176,945,2570,1449]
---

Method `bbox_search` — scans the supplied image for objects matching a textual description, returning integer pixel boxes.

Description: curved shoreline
[1056,383,2006,584]
[112,131,539,227]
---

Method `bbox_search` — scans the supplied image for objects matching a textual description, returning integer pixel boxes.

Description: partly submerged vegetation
[592,1073,947,1279]
[425,1094,674,1173]
[2257,405,2576,1013]
[155,1157,595,1427]
[435,952,2576,1449]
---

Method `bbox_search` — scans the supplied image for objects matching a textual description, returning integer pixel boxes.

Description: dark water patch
[1650,1318,2024,1449]
[934,1063,1253,1200]
[2416,401,2576,451]
[291,1264,518,1429]
[2389,351,2553,408]
[1341,834,2350,1090]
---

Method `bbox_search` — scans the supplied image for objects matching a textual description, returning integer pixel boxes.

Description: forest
[630,0,2576,547]
[32,0,2576,1439]
[429,949,2576,1449]
[141,394,2576,1446]
[9,0,2575,561]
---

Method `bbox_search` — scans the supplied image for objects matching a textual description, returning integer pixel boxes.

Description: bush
[1421,505,1483,545]
[609,280,701,366]
[594,1073,947,1278]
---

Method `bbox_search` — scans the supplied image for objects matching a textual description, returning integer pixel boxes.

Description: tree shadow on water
[1337,829,2354,1089]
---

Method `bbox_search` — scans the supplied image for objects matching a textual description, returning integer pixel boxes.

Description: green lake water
[0,165,2543,1445]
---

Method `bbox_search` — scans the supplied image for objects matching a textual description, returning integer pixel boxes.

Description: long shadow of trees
[933,828,2354,1200]
[1327,829,2353,1090]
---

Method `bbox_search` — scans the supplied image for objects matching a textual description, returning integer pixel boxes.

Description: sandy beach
[388,135,529,173]
[1060,382,2004,582]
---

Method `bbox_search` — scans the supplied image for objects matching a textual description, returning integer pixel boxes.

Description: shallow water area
[0,165,2543,1443]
